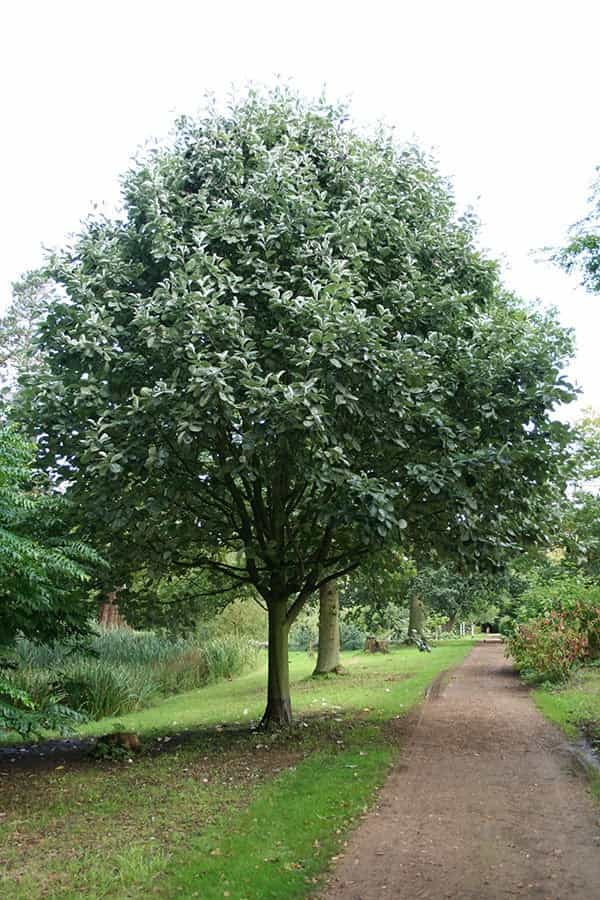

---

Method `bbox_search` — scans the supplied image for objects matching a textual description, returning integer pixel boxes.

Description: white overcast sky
[1,0,599,421]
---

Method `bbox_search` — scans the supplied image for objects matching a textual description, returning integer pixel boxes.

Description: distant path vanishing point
[322,641,600,900]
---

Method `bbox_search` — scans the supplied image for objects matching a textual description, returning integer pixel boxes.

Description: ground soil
[322,640,600,900]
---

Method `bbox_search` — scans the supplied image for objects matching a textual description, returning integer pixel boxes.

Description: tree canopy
[16,89,575,724]
[553,167,600,293]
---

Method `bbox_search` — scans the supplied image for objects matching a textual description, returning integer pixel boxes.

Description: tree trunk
[313,579,341,675]
[260,600,292,728]
[443,614,457,633]
[98,588,127,629]
[409,593,426,638]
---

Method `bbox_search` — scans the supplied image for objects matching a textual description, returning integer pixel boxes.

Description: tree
[553,167,600,292]
[0,423,102,734]
[552,411,600,580]
[313,579,341,674]
[406,564,512,635]
[339,548,414,639]
[18,89,575,726]
[0,272,51,396]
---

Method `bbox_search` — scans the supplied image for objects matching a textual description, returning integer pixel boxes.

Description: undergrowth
[3,630,257,725]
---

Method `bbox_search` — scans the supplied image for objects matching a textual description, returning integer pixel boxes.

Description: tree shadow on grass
[0,707,380,775]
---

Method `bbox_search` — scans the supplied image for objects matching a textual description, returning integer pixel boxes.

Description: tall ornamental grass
[7,631,258,722]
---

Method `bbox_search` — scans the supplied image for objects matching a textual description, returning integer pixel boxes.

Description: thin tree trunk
[260,599,292,728]
[409,593,426,638]
[313,579,341,675]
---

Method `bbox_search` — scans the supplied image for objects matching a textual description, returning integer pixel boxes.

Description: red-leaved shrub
[509,610,589,682]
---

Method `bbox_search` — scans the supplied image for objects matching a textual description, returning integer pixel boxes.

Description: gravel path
[322,641,600,900]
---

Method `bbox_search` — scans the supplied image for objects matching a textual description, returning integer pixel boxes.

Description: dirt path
[322,641,600,900]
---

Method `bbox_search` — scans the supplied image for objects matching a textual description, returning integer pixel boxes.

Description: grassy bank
[533,667,600,802]
[75,640,468,738]
[533,667,600,737]
[0,641,472,898]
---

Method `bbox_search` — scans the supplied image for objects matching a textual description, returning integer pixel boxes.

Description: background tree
[339,548,414,637]
[17,89,575,726]
[406,564,516,636]
[546,411,600,580]
[313,580,341,674]
[553,167,600,292]
[0,272,51,397]
[0,423,102,734]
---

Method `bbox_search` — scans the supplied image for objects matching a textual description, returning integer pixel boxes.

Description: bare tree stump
[99,588,128,629]
[364,636,389,654]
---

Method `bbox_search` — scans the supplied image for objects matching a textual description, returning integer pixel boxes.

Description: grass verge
[0,641,473,898]
[533,666,600,804]
[533,667,600,738]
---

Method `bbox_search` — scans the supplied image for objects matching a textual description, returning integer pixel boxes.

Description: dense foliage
[507,571,600,681]
[338,548,413,636]
[114,566,238,633]
[289,602,368,651]
[553,167,600,293]
[0,425,100,645]
[0,271,50,391]
[0,424,102,734]
[509,612,590,683]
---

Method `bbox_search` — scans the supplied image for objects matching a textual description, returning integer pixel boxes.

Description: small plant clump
[92,729,142,760]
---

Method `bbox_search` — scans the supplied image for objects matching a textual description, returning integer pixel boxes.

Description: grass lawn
[533,667,600,737]
[533,666,600,802]
[0,641,472,899]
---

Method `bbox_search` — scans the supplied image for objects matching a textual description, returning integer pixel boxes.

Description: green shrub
[340,618,366,650]
[202,636,257,682]
[10,668,62,708]
[509,611,589,683]
[289,621,317,651]
[12,637,78,669]
[155,649,210,695]
[514,573,596,627]
[508,579,600,682]
[289,604,319,651]
[89,629,184,666]
[1,669,84,736]
[289,606,367,651]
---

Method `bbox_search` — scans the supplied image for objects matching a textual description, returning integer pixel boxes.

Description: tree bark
[443,614,457,633]
[364,636,389,653]
[409,593,426,638]
[98,588,127,629]
[260,599,292,728]
[313,579,341,675]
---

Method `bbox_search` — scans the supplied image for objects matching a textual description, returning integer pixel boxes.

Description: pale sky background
[1,0,599,421]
